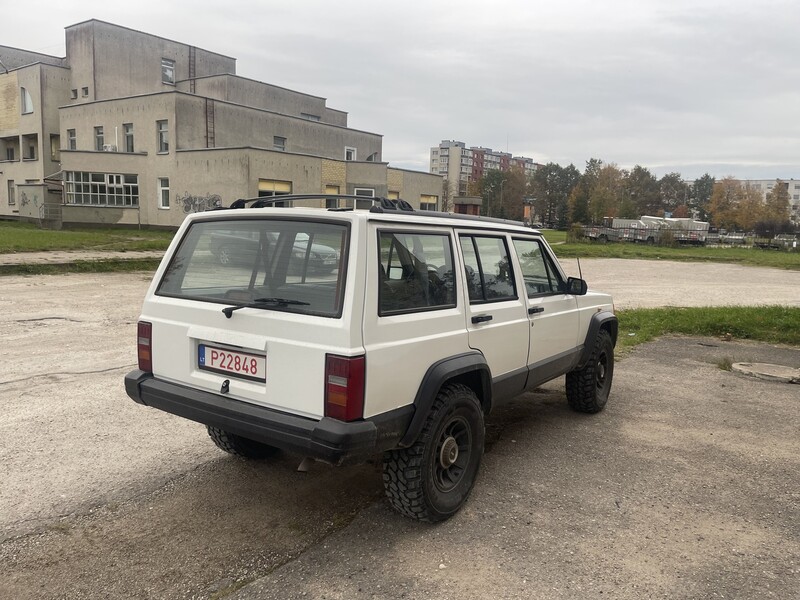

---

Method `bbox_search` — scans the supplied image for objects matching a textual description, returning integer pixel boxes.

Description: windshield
[157,218,348,317]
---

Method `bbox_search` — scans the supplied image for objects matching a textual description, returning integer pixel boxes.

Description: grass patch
[0,258,161,276]
[553,242,800,271]
[0,222,174,253]
[717,357,734,371]
[617,306,800,349]
[540,229,567,245]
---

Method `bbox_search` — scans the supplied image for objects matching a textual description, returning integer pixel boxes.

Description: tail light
[325,354,365,422]
[137,321,153,372]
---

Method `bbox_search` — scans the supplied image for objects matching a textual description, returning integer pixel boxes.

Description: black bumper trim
[124,370,413,465]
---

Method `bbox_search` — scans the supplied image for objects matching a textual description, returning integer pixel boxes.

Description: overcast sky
[6,0,800,180]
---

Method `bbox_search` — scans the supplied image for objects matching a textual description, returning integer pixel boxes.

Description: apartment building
[430,139,539,198]
[0,20,440,227]
[739,179,799,224]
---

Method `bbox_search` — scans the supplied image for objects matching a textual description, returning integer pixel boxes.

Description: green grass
[617,306,800,349]
[553,241,800,271]
[540,229,567,245]
[0,222,175,253]
[0,258,162,276]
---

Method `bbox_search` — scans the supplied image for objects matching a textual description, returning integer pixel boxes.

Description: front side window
[161,58,175,84]
[156,120,169,153]
[67,129,76,150]
[124,123,134,152]
[158,177,170,209]
[512,238,565,297]
[345,146,357,161]
[459,235,517,303]
[379,231,455,315]
[157,220,348,318]
[94,126,104,151]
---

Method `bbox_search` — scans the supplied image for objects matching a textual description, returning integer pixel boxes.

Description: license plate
[198,344,266,382]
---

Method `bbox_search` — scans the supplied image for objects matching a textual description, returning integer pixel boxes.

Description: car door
[458,232,529,399]
[511,237,580,386]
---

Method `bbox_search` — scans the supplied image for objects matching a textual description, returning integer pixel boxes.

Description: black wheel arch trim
[399,352,491,448]
[577,311,618,368]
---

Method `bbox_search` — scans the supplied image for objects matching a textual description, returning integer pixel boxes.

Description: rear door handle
[471,314,493,324]
[528,306,545,315]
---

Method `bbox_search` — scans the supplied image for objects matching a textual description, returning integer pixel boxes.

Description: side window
[459,235,517,303]
[379,231,456,315]
[513,238,565,297]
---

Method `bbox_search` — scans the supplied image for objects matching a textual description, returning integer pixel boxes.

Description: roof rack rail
[227,194,415,211]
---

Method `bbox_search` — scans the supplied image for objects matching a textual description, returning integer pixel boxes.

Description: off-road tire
[382,383,484,522]
[566,329,614,413]
[207,426,279,459]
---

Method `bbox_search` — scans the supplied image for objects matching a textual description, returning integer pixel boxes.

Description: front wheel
[383,384,484,522]
[566,329,614,413]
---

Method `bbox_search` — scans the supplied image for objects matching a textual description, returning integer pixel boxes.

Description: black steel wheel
[383,383,484,522]
[207,426,279,459]
[566,329,614,413]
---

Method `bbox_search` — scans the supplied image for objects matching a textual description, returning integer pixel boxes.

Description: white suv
[125,195,617,522]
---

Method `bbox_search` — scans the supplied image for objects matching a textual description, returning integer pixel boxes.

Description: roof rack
[223,194,525,227]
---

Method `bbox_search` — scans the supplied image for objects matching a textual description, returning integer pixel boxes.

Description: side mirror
[566,277,588,296]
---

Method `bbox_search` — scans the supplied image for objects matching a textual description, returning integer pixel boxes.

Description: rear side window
[379,231,456,315]
[157,219,347,317]
[459,235,517,303]
[512,238,565,296]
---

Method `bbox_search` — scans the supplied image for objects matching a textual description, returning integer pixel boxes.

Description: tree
[659,172,691,215]
[735,186,765,231]
[765,180,791,222]
[692,174,715,220]
[627,165,660,216]
[529,162,581,227]
[588,163,625,223]
[707,177,742,229]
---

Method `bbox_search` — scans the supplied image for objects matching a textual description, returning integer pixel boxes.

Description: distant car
[209,229,340,272]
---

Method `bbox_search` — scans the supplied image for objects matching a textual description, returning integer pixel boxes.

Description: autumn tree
[529,162,580,227]
[765,180,791,222]
[588,163,625,223]
[735,185,766,231]
[707,177,742,229]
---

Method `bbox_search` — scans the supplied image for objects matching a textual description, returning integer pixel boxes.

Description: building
[0,20,441,228]
[429,139,540,200]
[737,179,799,225]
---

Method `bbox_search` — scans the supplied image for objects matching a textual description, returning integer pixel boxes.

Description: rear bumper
[124,370,413,466]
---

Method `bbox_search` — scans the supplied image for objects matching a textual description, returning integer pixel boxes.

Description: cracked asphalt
[1,260,798,599]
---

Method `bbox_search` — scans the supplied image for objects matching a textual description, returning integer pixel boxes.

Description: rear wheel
[207,426,279,459]
[566,329,614,413]
[383,383,484,522]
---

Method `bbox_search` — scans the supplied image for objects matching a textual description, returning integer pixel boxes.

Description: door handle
[528,306,545,315]
[471,314,493,324]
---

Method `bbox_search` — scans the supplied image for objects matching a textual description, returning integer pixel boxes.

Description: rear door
[458,232,529,397]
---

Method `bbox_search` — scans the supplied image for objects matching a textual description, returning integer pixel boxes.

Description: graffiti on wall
[19,191,44,218]
[178,192,223,214]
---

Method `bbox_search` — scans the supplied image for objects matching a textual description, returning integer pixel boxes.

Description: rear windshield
[157,218,348,317]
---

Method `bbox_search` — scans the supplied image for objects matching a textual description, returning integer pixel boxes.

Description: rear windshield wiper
[222,297,310,318]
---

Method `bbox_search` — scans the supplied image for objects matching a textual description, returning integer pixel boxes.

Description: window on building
[7,181,15,206]
[273,136,286,151]
[20,87,33,114]
[300,113,321,121]
[94,126,104,151]
[67,129,76,150]
[325,184,340,209]
[161,58,175,84]
[345,147,357,161]
[257,179,292,206]
[354,187,374,210]
[123,123,134,152]
[158,177,170,209]
[70,89,78,100]
[22,133,37,160]
[65,171,139,207]
[156,120,169,153]
[420,194,438,211]
[50,135,60,161]
[82,87,89,97]
[6,147,14,161]
[366,152,379,162]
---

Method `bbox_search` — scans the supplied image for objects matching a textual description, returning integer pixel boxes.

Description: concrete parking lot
[1,260,798,599]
